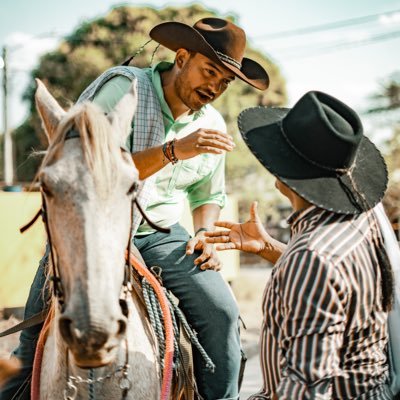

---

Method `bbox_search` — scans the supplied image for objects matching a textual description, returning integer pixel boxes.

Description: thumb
[250,201,261,223]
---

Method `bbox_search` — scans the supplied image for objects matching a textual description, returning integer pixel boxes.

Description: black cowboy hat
[238,91,388,214]
[149,17,269,91]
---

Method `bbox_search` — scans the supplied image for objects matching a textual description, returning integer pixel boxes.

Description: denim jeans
[134,224,241,400]
[0,224,241,400]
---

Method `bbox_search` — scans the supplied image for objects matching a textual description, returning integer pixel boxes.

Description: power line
[254,8,400,40]
[278,29,400,59]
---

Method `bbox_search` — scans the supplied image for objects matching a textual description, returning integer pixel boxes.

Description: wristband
[195,227,208,236]
[162,142,170,165]
[169,139,179,164]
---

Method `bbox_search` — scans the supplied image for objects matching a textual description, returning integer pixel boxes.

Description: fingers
[196,130,235,154]
[205,229,231,237]
[213,221,234,229]
[194,246,212,265]
[205,232,231,244]
[215,242,237,251]
[199,257,221,271]
[197,250,221,271]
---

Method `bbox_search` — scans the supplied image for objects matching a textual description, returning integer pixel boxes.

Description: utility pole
[2,45,14,186]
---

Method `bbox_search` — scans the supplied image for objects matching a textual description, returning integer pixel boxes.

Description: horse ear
[107,79,138,144]
[35,79,66,142]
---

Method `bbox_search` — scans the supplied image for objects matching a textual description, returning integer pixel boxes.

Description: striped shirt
[250,206,391,400]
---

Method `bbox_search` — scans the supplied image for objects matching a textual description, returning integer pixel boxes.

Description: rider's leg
[0,246,49,400]
[135,224,241,400]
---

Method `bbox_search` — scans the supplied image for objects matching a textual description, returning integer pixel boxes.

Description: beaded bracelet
[163,139,178,165]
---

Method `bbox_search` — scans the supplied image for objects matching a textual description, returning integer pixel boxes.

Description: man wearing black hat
[0,18,269,400]
[206,91,394,399]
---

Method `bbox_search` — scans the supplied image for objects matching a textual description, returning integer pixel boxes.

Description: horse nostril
[59,316,74,343]
[117,319,127,336]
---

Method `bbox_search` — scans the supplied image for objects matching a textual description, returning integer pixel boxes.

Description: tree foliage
[12,4,287,216]
[367,71,400,114]
[367,71,400,229]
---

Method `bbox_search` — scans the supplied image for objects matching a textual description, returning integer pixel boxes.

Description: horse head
[35,79,139,368]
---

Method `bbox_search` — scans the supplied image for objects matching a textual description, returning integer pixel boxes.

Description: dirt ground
[0,265,272,359]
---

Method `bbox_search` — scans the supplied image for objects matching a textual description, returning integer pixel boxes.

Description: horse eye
[127,182,138,196]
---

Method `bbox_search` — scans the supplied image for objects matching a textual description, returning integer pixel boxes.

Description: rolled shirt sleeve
[276,250,348,399]
[186,152,226,211]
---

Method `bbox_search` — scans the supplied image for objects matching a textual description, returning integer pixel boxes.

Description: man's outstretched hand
[205,201,286,264]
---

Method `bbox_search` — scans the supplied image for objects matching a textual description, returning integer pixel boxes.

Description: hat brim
[238,107,388,214]
[150,22,269,90]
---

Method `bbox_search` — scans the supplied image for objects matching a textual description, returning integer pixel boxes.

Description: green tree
[13,4,287,216]
[367,71,400,232]
[368,71,400,113]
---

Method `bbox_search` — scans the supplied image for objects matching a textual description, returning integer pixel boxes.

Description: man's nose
[207,81,223,95]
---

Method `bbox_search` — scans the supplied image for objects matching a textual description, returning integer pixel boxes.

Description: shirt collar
[150,61,205,122]
[287,205,321,235]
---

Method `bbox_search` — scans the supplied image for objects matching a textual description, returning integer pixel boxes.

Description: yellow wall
[0,193,239,308]
[179,197,240,282]
[0,192,47,309]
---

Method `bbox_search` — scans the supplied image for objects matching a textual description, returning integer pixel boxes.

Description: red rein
[31,255,174,400]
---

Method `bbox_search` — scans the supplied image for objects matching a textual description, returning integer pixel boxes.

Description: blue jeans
[135,224,241,399]
[0,224,241,400]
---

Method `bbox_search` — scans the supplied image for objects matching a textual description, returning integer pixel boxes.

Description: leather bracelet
[169,139,178,164]
[162,139,179,165]
[195,227,208,236]
[162,142,170,165]
[162,141,175,164]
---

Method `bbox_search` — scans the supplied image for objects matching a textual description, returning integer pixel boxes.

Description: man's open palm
[205,201,272,254]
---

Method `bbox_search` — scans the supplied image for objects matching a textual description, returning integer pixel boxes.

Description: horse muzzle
[59,313,127,367]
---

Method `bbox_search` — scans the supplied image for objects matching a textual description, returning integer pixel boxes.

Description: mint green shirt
[93,62,227,235]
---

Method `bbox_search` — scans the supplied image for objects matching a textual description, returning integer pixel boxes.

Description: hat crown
[283,91,363,171]
[193,18,246,66]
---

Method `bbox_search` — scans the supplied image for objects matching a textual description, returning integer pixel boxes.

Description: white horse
[33,79,161,399]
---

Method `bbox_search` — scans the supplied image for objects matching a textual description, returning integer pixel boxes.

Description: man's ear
[175,48,191,69]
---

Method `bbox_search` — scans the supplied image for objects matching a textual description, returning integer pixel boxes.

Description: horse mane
[40,102,123,196]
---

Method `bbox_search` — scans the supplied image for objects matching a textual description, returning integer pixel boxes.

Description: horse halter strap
[20,193,65,304]
[20,127,170,307]
[42,194,66,305]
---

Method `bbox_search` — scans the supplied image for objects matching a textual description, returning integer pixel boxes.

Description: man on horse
[0,17,269,400]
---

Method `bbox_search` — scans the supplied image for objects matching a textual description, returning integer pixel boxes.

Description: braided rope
[142,276,215,375]
[142,280,165,368]
[164,291,215,373]
[88,369,95,400]
[127,254,174,400]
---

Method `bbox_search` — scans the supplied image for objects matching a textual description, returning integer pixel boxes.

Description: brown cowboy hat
[149,17,269,90]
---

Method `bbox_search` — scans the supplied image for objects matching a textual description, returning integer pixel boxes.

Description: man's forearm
[132,145,168,180]
[192,204,221,235]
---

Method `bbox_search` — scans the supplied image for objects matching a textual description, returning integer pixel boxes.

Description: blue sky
[1,0,400,140]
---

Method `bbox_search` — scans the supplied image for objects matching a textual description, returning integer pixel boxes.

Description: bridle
[21,129,170,400]
[21,129,169,306]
